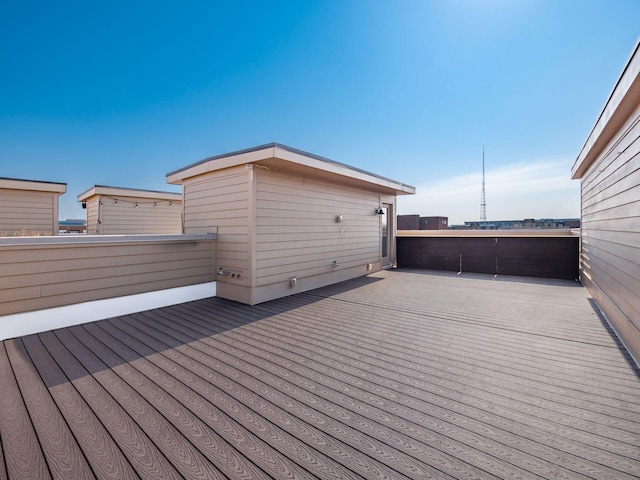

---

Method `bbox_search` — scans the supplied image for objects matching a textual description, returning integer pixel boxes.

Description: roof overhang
[166,143,416,196]
[0,177,67,194]
[77,185,182,202]
[572,37,640,179]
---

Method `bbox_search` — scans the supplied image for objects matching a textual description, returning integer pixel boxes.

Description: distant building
[397,214,448,230]
[397,214,420,230]
[450,218,580,230]
[420,216,448,230]
[58,219,86,234]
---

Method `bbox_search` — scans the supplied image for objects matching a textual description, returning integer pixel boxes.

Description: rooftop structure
[0,177,67,236]
[1,270,638,479]
[397,215,449,230]
[167,143,415,305]
[77,185,182,235]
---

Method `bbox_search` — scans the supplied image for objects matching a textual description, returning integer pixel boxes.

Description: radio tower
[480,145,487,221]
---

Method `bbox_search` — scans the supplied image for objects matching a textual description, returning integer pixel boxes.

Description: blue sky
[1,0,638,224]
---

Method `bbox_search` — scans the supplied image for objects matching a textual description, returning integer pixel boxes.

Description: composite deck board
[194,304,635,453]
[22,332,139,480]
[76,321,325,480]
[168,300,639,480]
[8,336,94,480]
[176,296,640,436]
[103,314,433,480]
[1,269,639,479]
[44,328,227,480]
[30,332,184,480]
[154,304,571,480]
[125,310,481,480]
[60,326,266,480]
[0,342,50,479]
[250,301,640,428]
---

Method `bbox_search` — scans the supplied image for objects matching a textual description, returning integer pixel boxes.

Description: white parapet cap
[0,176,67,194]
[0,233,216,247]
[77,184,182,202]
[572,37,640,179]
[166,142,416,196]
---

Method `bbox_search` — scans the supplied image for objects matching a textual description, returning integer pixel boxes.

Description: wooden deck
[1,269,639,479]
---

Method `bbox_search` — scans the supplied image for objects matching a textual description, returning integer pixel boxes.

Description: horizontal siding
[0,189,56,236]
[580,102,640,359]
[255,170,381,286]
[582,156,640,213]
[582,238,640,313]
[92,195,182,234]
[183,168,250,275]
[0,237,216,316]
[86,199,99,234]
[581,120,640,206]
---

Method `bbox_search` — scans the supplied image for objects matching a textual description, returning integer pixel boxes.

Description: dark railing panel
[461,237,497,274]
[496,237,579,280]
[397,235,579,280]
[396,237,460,271]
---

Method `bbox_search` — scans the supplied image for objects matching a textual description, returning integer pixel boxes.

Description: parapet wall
[0,234,216,317]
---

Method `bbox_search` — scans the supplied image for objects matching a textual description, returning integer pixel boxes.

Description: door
[380,203,393,267]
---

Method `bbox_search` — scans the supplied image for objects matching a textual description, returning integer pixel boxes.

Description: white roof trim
[166,143,416,195]
[0,177,67,194]
[78,185,182,202]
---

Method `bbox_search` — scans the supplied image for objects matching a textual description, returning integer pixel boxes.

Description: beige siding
[85,197,100,234]
[78,186,182,234]
[0,189,57,236]
[253,169,384,296]
[182,166,250,282]
[579,102,640,360]
[0,235,216,316]
[167,144,413,305]
[96,195,182,234]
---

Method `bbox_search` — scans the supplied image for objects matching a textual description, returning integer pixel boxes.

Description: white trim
[166,143,415,195]
[0,177,67,194]
[78,185,182,202]
[0,282,216,341]
[0,233,216,247]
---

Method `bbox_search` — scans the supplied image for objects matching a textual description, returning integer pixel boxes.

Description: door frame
[380,202,394,267]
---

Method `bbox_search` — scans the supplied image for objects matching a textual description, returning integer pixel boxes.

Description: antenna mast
[480,145,487,221]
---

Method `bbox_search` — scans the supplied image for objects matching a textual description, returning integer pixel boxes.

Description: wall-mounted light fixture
[375,207,385,215]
